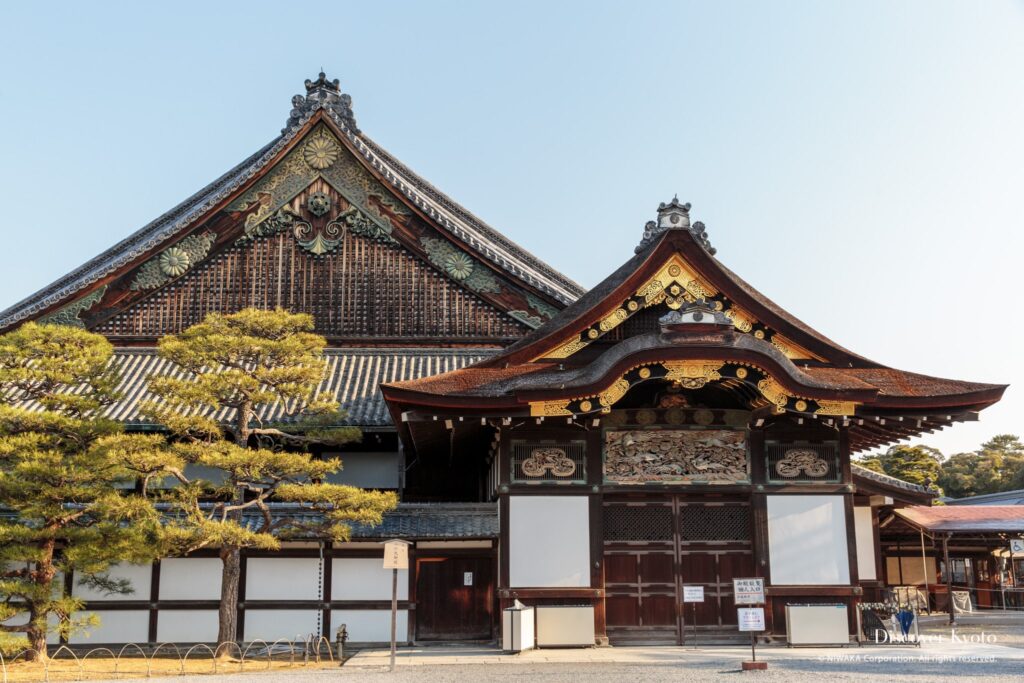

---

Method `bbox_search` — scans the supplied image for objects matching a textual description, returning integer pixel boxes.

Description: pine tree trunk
[217,547,241,647]
[26,539,57,661]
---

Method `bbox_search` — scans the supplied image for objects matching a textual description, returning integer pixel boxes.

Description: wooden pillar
[943,533,955,626]
[587,426,607,645]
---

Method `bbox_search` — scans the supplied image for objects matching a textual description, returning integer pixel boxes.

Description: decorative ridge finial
[284,71,359,135]
[635,197,716,255]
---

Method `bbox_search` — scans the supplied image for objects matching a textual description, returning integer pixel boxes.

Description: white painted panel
[767,495,850,585]
[332,558,408,600]
[72,564,151,601]
[854,507,877,581]
[245,558,321,600]
[156,610,219,643]
[509,496,590,588]
[69,611,149,644]
[886,556,937,585]
[159,558,223,600]
[333,610,408,643]
[244,610,320,642]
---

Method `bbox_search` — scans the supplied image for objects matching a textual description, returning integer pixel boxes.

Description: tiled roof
[946,489,1024,506]
[10,347,497,428]
[895,505,1024,534]
[234,503,497,540]
[852,464,933,495]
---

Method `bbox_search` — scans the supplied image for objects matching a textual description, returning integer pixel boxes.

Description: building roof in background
[946,489,1024,506]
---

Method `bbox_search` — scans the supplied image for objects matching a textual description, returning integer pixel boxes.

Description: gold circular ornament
[579,400,593,412]
[794,400,808,412]
[615,308,628,320]
[638,367,652,379]
[587,328,599,339]
[159,247,191,277]
[754,329,765,339]
[627,300,639,312]
[670,284,681,296]
[444,252,474,280]
[714,301,724,311]
[303,136,340,170]
[668,264,682,277]
[736,367,748,379]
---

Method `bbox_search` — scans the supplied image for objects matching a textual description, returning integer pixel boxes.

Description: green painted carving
[237,205,302,245]
[130,231,217,291]
[526,293,559,320]
[38,285,107,328]
[508,310,543,329]
[420,236,500,294]
[334,206,397,246]
[230,125,407,240]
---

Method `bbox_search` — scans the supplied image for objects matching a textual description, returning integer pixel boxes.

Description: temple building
[0,73,1006,647]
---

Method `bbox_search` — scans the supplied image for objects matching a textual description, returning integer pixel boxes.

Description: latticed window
[765,441,840,484]
[510,439,587,484]
[679,504,750,541]
[603,505,674,541]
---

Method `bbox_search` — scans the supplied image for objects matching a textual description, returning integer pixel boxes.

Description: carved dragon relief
[539,253,820,362]
[604,429,749,484]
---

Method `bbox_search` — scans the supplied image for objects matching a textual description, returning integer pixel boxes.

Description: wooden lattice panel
[96,232,528,340]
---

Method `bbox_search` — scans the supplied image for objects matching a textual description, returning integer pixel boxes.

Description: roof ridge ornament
[636,196,716,255]
[284,71,360,135]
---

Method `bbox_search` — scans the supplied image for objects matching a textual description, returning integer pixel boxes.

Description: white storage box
[535,605,595,648]
[501,603,535,653]
[785,604,849,646]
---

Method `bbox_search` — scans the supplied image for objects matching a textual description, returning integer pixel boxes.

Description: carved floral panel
[604,429,748,484]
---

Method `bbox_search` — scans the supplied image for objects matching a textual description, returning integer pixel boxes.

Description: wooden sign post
[382,540,410,672]
[682,585,704,649]
[734,578,767,671]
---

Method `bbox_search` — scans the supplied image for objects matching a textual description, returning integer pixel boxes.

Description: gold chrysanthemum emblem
[444,252,474,280]
[303,136,340,170]
[159,247,191,277]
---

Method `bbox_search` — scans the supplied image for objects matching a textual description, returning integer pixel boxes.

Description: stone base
[742,661,768,671]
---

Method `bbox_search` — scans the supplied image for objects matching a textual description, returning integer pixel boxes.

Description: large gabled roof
[0,73,584,331]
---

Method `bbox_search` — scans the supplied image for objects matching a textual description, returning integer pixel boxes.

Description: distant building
[946,490,1024,505]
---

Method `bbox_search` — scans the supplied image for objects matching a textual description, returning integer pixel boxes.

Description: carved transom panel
[604,429,748,484]
[511,439,586,483]
[765,441,840,483]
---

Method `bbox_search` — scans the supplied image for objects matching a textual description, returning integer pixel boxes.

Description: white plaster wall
[69,610,149,644]
[3,613,60,644]
[245,558,321,600]
[334,610,408,643]
[72,564,151,601]
[509,496,591,588]
[156,610,219,643]
[159,558,223,600]
[854,507,877,581]
[244,610,320,641]
[332,558,408,600]
[767,495,850,585]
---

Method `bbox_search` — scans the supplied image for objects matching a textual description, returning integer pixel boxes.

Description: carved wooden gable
[51,122,561,341]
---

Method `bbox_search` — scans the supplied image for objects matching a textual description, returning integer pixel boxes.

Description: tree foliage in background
[938,435,1024,499]
[143,309,397,648]
[0,324,173,660]
[857,444,943,489]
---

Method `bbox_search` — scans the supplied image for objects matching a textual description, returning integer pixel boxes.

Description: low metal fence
[0,635,336,682]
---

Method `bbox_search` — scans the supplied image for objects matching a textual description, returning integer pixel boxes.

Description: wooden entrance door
[415,556,494,640]
[603,498,753,644]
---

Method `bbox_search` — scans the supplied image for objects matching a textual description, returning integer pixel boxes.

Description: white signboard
[733,578,765,605]
[682,585,705,603]
[737,607,766,632]
[464,572,474,586]
[382,540,409,570]
[1010,539,1024,554]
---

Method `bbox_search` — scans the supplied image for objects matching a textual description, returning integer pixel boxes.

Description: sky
[0,1,1021,458]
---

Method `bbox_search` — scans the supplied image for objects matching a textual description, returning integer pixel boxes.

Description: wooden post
[943,533,955,626]
[390,567,398,671]
[919,529,930,614]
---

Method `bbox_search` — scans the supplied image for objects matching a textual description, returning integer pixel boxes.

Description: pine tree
[143,308,397,647]
[0,324,174,661]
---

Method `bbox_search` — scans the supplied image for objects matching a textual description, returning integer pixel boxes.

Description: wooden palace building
[0,73,1006,647]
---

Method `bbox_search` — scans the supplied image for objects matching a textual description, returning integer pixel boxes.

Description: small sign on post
[382,540,411,672]
[1010,538,1024,555]
[734,578,767,671]
[682,585,704,649]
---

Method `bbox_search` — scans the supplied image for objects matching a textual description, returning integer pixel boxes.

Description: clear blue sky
[0,1,1021,457]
